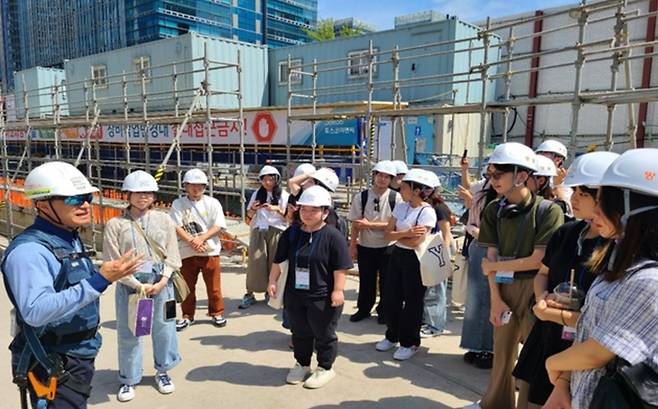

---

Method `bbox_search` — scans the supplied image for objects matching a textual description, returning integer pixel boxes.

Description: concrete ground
[0,238,490,409]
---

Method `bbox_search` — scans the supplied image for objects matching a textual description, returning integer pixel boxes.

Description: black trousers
[384,246,426,348]
[15,354,95,409]
[356,245,393,316]
[285,292,342,370]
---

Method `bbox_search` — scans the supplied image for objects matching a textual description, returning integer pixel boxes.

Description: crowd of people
[1,139,657,409]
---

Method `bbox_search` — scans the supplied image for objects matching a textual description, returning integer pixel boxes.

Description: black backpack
[326,208,349,243]
[360,189,397,218]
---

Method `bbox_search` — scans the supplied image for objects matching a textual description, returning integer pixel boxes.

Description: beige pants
[480,277,535,409]
[246,227,283,293]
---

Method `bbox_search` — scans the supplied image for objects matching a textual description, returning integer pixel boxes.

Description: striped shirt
[571,259,658,409]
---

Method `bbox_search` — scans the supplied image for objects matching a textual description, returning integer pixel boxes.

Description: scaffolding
[3,0,658,243]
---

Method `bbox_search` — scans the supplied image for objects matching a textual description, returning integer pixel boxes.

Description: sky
[318,0,578,29]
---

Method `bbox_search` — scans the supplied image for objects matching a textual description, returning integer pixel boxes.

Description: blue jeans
[459,240,493,352]
[115,281,181,385]
[422,280,447,332]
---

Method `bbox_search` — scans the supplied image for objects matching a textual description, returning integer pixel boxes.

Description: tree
[304,19,336,42]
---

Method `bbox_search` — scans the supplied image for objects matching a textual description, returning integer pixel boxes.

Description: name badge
[495,271,514,284]
[295,267,310,290]
[139,260,154,274]
[561,325,577,341]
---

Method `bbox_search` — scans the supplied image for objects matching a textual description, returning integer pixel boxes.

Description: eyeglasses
[486,170,510,181]
[59,194,94,207]
[373,198,380,213]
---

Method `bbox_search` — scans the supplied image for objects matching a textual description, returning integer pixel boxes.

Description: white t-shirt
[247,189,290,231]
[392,202,437,250]
[170,195,227,259]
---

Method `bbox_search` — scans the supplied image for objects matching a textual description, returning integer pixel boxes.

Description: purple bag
[128,288,153,337]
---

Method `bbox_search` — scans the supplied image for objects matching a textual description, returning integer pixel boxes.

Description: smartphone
[164,299,176,321]
[462,149,468,160]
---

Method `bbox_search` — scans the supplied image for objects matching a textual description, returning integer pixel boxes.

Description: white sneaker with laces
[117,384,135,402]
[286,363,311,385]
[393,345,419,361]
[375,338,397,352]
[303,367,336,389]
[156,372,175,394]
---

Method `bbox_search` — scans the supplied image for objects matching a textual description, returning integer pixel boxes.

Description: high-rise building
[265,0,317,47]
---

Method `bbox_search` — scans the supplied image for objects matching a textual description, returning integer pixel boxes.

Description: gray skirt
[246,226,284,293]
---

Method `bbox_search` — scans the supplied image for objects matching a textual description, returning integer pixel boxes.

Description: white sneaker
[286,363,311,385]
[375,338,397,352]
[156,372,175,394]
[117,384,135,402]
[303,367,336,389]
[463,402,482,409]
[393,345,419,361]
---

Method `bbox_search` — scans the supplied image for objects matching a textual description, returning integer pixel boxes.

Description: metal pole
[501,27,515,142]
[605,0,626,150]
[477,18,492,167]
[141,57,150,171]
[1,85,15,238]
[569,3,588,160]
[237,49,246,222]
[366,40,375,171]
[449,90,458,167]
[286,54,293,167]
[203,43,214,195]
[311,58,318,163]
[122,71,131,173]
[391,45,401,160]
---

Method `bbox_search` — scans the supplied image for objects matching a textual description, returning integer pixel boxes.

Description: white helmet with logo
[564,151,620,188]
[392,160,409,175]
[402,168,436,189]
[372,160,397,177]
[489,142,538,172]
[183,168,209,185]
[536,139,568,159]
[293,163,316,178]
[599,148,658,226]
[259,165,281,180]
[296,185,332,207]
[24,161,99,200]
[122,170,159,192]
[311,167,339,193]
[534,154,558,177]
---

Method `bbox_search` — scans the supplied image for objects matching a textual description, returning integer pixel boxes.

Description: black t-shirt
[274,224,353,299]
[434,202,451,224]
[542,220,602,292]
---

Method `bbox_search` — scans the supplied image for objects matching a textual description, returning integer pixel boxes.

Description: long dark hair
[255,177,282,205]
[588,186,658,281]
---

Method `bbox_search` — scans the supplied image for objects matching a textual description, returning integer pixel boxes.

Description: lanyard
[294,230,320,269]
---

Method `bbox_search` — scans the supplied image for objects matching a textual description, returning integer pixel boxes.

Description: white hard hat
[599,149,658,196]
[392,160,408,175]
[402,168,436,189]
[296,185,332,207]
[311,167,339,193]
[423,169,442,188]
[489,142,538,172]
[293,163,316,178]
[564,151,620,188]
[258,165,281,179]
[599,148,658,226]
[183,168,209,185]
[536,139,568,159]
[122,170,159,192]
[534,154,558,177]
[372,160,397,177]
[24,161,99,200]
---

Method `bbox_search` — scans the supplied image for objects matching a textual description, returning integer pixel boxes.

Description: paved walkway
[0,244,490,408]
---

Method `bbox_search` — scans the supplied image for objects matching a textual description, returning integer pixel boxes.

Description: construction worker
[348,160,402,323]
[513,152,618,407]
[268,186,353,389]
[103,170,182,402]
[390,160,409,192]
[465,142,564,409]
[241,165,290,309]
[544,149,658,409]
[170,168,228,330]
[376,169,439,361]
[1,162,143,409]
